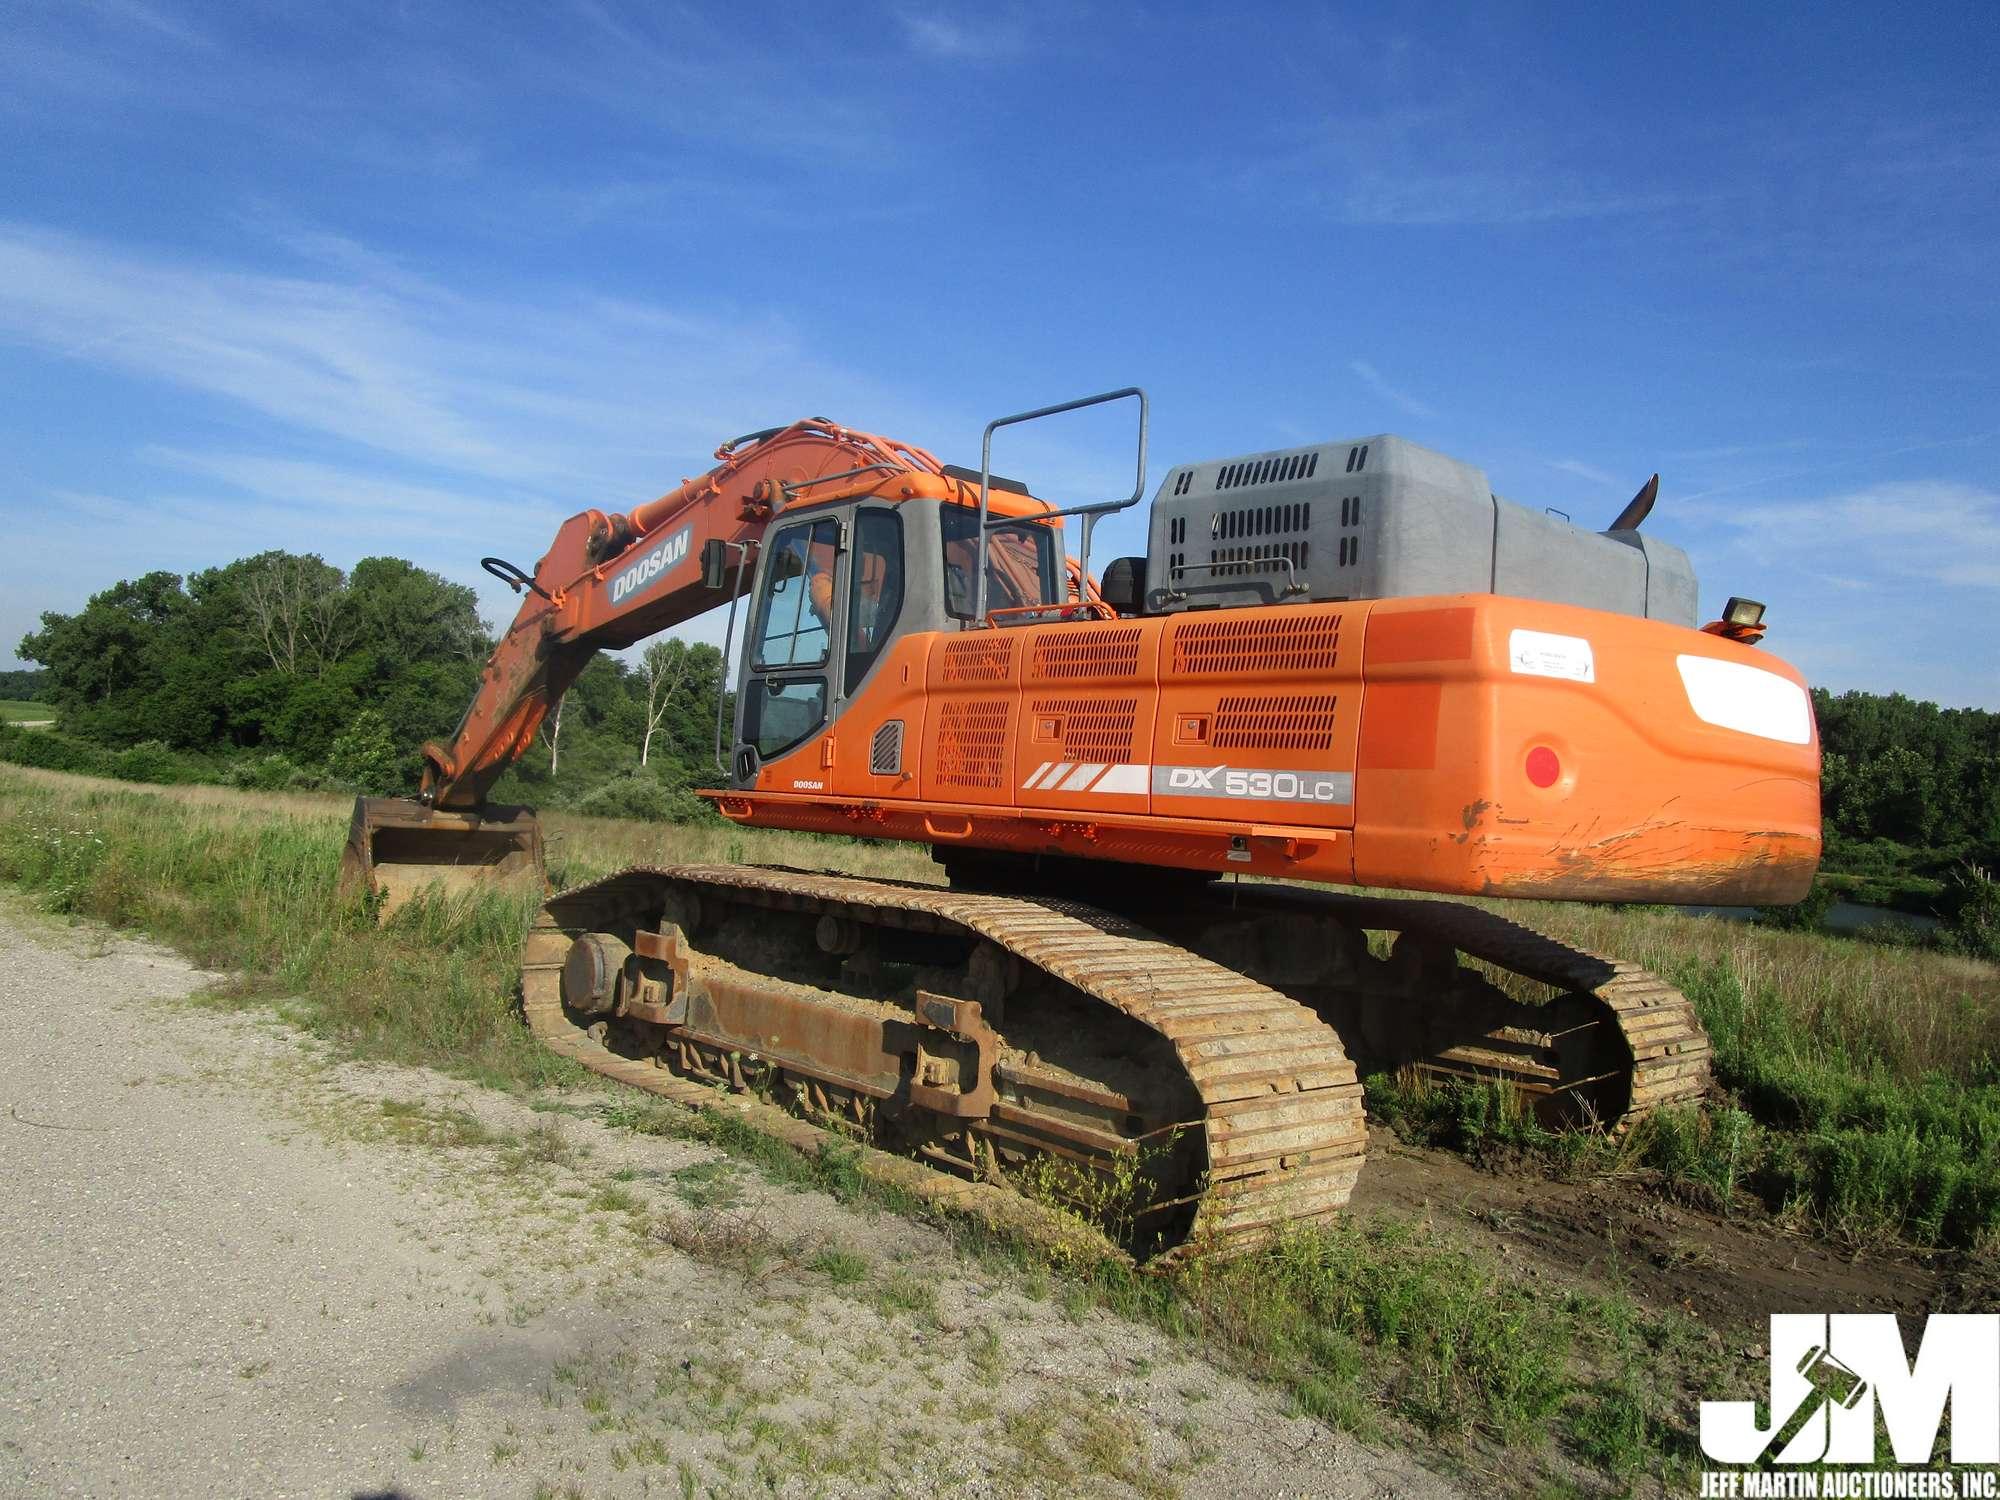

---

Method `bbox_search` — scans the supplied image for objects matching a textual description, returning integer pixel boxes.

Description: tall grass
[0,765,930,1091]
[1495,903,2000,1246]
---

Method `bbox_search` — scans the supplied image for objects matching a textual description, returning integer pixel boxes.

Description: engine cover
[1144,434,1696,625]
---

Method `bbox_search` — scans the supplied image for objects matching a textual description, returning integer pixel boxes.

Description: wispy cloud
[1328,172,1691,227]
[1348,360,1437,420]
[0,222,937,663]
[1662,438,1817,462]
[2,3,899,172]
[1711,479,2000,592]
[1678,429,1998,503]
[1547,458,1621,488]
[0,223,886,497]
[137,446,549,533]
[893,7,1027,61]
[1210,31,1707,230]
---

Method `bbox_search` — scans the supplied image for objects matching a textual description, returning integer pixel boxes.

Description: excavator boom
[339,418,1037,906]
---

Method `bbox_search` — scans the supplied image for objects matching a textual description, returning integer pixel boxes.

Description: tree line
[3,550,724,818]
[1813,688,2000,907]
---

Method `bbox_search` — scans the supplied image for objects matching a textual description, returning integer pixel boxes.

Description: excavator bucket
[338,797,545,915]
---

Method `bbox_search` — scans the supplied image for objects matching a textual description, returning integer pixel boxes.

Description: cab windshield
[940,504,1058,618]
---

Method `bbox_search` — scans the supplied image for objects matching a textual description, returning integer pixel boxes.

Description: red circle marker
[1525,746,1561,788]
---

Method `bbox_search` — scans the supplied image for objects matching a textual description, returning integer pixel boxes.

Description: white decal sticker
[608,523,695,606]
[1676,655,1812,744]
[1031,762,1072,790]
[1508,628,1596,683]
[1091,764,1149,795]
[1152,766,1353,804]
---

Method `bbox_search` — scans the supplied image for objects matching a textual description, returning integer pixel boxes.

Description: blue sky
[2,0,1995,707]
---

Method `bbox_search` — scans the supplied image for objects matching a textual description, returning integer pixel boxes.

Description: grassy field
[0,700,53,725]
[1377,892,2000,1249]
[2,761,1995,1493]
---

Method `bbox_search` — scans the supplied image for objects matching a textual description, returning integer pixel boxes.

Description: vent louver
[940,635,1015,683]
[869,720,904,776]
[1030,698,1138,762]
[1030,625,1142,680]
[1213,694,1341,751]
[1170,611,1342,674]
[1215,450,1320,491]
[935,700,1009,788]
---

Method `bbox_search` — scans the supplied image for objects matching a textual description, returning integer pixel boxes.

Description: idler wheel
[562,932,631,1019]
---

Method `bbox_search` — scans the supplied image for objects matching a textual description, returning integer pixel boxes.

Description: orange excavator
[342,389,1819,1259]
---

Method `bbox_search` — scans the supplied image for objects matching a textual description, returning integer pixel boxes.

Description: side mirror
[701,538,730,591]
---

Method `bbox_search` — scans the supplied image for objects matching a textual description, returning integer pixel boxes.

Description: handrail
[710,540,758,773]
[1166,553,1305,600]
[974,388,1147,626]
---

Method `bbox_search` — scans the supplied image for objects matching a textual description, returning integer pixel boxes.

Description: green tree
[325,709,405,794]
[19,570,189,740]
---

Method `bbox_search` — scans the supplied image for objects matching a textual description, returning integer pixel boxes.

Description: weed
[806,1246,870,1286]
[873,1270,939,1321]
[811,1138,866,1203]
[649,1207,781,1276]
[517,1115,582,1170]
[670,1159,744,1211]
[589,1182,643,1215]
[968,1323,1005,1384]
[601,1095,682,1136]
[618,1434,672,1467]
[373,1098,503,1149]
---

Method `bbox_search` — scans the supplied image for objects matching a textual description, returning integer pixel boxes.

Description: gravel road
[0,903,1458,1499]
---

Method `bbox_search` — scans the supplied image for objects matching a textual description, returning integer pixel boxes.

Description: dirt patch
[1350,1127,1997,1342]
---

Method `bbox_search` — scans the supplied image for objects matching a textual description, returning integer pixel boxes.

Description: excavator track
[521,864,1368,1264]
[1164,883,1712,1131]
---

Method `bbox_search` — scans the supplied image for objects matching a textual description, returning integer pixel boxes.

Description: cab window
[744,678,827,760]
[744,516,838,761]
[845,509,904,693]
[940,505,1057,619]
[753,518,838,668]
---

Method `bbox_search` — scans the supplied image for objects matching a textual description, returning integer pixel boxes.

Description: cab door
[735,512,840,787]
[732,503,909,790]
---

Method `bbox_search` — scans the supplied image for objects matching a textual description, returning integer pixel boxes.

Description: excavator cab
[725,491,1066,787]
[725,389,1145,792]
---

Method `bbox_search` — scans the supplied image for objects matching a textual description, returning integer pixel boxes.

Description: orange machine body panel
[725,592,1820,905]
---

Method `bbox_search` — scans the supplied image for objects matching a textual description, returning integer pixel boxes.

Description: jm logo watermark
[1699,1313,2000,1496]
